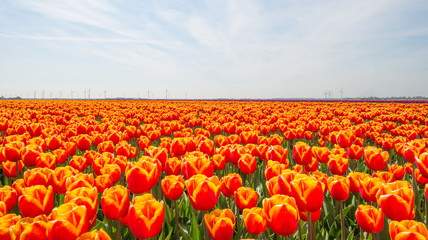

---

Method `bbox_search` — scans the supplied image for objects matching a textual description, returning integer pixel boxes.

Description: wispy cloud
[1,0,427,98]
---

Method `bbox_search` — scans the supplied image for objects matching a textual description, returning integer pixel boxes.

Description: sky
[0,0,427,99]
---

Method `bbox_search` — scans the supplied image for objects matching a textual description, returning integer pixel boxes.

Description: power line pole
[71,90,74,99]
[34,91,36,99]
[104,89,107,99]
[165,89,168,99]
[147,90,150,99]
[84,89,87,99]
[42,91,45,99]
[88,89,91,99]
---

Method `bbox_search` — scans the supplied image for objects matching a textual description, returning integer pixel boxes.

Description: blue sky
[0,0,427,99]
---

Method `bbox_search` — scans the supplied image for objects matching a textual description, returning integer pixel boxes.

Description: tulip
[328,154,349,176]
[3,141,24,162]
[23,167,53,187]
[364,147,389,172]
[53,148,68,165]
[181,155,213,179]
[204,209,235,240]
[97,141,115,154]
[347,172,369,193]
[77,135,92,151]
[185,174,220,211]
[36,152,57,170]
[299,208,321,222]
[21,144,42,167]
[212,154,226,171]
[128,193,164,239]
[347,144,363,160]
[220,173,242,198]
[126,160,161,194]
[416,152,428,178]
[263,194,300,236]
[65,186,99,225]
[101,185,130,220]
[46,135,62,151]
[243,207,267,235]
[235,187,258,210]
[48,202,89,240]
[312,146,330,164]
[65,173,95,191]
[267,145,289,165]
[1,160,23,178]
[9,215,49,240]
[62,141,77,157]
[355,205,384,233]
[95,174,113,193]
[293,142,312,165]
[70,156,89,172]
[359,177,383,203]
[291,176,324,212]
[387,164,405,181]
[100,164,121,184]
[328,175,350,201]
[18,185,54,218]
[77,229,111,240]
[378,187,415,221]
[373,171,395,183]
[389,220,428,240]
[0,186,17,212]
[52,166,78,194]
[265,160,287,181]
[0,214,22,240]
[161,175,185,200]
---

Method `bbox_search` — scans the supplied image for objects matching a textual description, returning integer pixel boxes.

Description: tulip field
[1,99,428,240]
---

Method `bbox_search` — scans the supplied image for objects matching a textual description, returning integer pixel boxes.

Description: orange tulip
[53,148,68,165]
[212,154,226,171]
[355,205,384,233]
[36,152,57,169]
[347,172,369,193]
[416,152,428,178]
[312,146,330,164]
[0,214,22,240]
[388,164,405,181]
[46,135,62,151]
[165,157,181,175]
[126,160,161,194]
[77,135,92,151]
[128,193,164,239]
[378,187,415,221]
[101,185,130,220]
[181,155,213,179]
[24,167,53,187]
[65,186,99,225]
[359,177,383,203]
[240,131,259,145]
[18,185,54,218]
[77,229,112,240]
[0,186,17,213]
[95,174,113,193]
[48,202,89,240]
[263,194,300,236]
[237,153,257,175]
[266,176,280,197]
[21,144,42,167]
[185,174,220,211]
[327,175,350,201]
[3,141,24,162]
[9,215,49,240]
[290,175,324,212]
[161,175,185,200]
[328,154,349,176]
[204,209,235,240]
[364,146,389,172]
[243,207,267,235]
[389,220,428,240]
[220,173,243,198]
[299,208,321,222]
[100,164,121,184]
[265,160,287,181]
[97,141,115,154]
[267,145,288,165]
[52,166,78,194]
[70,156,89,172]
[235,187,258,210]
[347,144,363,160]
[65,173,95,191]
[1,160,23,178]
[293,142,312,165]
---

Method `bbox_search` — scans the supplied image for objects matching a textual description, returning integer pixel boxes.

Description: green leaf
[164,229,173,240]
[189,215,200,240]
[179,222,190,239]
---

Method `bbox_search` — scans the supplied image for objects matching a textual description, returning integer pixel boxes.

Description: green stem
[203,210,210,240]
[307,212,312,240]
[174,200,179,240]
[298,220,302,240]
[116,219,121,240]
[340,201,345,240]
